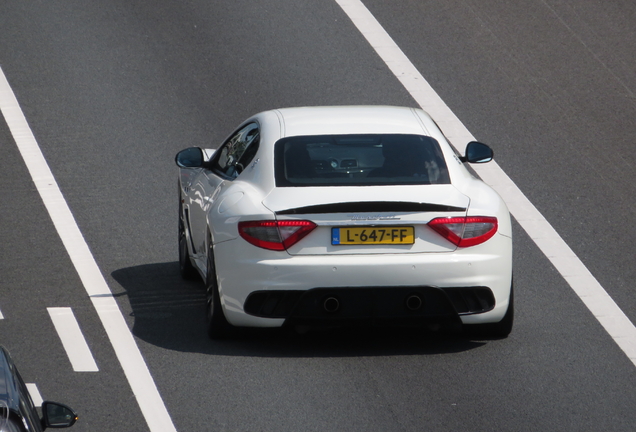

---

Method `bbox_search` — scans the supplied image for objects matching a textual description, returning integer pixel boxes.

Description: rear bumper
[243,286,495,328]
[214,232,512,328]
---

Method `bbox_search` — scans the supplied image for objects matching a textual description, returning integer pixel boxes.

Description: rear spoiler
[276,201,466,215]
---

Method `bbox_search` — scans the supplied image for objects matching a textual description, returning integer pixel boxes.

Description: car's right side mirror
[41,401,78,429]
[461,141,493,163]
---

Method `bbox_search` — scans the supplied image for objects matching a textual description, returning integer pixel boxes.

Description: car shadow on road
[111,262,488,358]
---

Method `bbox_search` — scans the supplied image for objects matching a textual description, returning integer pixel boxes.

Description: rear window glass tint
[275,134,450,187]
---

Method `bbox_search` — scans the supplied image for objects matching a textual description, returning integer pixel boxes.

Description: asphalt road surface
[1,1,635,431]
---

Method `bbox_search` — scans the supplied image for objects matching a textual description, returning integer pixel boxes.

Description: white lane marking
[26,383,43,408]
[0,68,177,431]
[47,307,99,372]
[335,0,636,364]
[0,305,4,319]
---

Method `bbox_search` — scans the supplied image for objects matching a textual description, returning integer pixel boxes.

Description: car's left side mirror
[460,141,493,164]
[175,147,204,168]
[41,401,78,429]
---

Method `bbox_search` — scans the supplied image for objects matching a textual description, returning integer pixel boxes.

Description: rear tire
[465,281,514,338]
[205,241,234,339]
[178,199,198,280]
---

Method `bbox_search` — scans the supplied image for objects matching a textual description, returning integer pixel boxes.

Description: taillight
[238,220,317,251]
[428,216,498,247]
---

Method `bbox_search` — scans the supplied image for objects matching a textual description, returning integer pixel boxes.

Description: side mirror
[41,401,78,429]
[175,147,204,168]
[461,141,493,163]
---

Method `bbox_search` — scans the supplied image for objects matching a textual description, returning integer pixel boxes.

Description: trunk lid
[262,185,469,255]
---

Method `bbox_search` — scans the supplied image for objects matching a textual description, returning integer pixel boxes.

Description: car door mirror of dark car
[460,141,493,163]
[41,401,78,429]
[175,147,205,168]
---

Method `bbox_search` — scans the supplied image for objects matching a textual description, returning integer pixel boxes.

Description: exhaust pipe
[405,294,423,311]
[323,297,340,313]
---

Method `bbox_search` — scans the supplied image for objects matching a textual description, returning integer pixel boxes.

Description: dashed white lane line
[26,383,43,408]
[0,68,177,432]
[0,306,4,319]
[335,0,636,364]
[47,308,99,372]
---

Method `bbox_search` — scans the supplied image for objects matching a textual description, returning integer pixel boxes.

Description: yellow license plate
[332,226,414,245]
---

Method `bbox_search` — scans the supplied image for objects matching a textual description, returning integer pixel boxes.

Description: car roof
[230,105,469,193]
[273,106,431,137]
[0,346,19,413]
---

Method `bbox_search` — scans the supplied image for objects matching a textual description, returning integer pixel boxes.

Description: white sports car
[175,106,513,339]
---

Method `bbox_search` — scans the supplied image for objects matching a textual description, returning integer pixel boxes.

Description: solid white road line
[0,68,177,432]
[47,307,99,372]
[26,383,43,408]
[335,0,636,364]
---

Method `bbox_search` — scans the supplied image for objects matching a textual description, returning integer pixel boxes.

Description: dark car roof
[0,346,20,413]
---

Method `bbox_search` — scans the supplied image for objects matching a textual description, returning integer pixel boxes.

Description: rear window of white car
[274,134,450,187]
